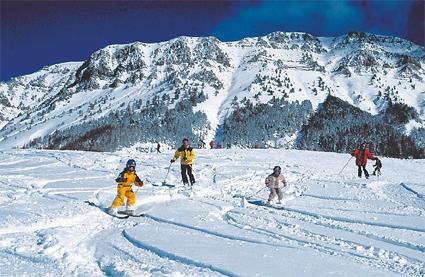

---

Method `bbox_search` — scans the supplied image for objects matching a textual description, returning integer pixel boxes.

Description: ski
[247,194,298,209]
[152,183,176,188]
[118,211,146,217]
[84,200,130,219]
[248,199,286,209]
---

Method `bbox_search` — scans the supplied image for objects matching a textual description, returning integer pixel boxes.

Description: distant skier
[265,166,288,205]
[209,140,215,149]
[372,158,382,176]
[352,143,377,179]
[156,142,161,153]
[171,138,195,187]
[198,139,206,149]
[109,159,144,216]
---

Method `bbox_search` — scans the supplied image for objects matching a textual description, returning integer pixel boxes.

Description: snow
[1,32,424,149]
[405,120,423,135]
[0,148,424,276]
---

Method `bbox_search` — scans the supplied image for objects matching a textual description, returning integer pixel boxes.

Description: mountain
[0,32,424,156]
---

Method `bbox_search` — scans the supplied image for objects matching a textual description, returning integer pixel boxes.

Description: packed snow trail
[0,149,424,276]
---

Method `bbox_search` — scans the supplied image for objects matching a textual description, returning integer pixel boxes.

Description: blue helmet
[126,159,136,168]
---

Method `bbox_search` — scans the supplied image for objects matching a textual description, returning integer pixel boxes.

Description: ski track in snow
[0,149,424,277]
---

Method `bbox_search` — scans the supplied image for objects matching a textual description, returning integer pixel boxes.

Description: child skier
[372,158,382,176]
[109,159,144,216]
[265,166,288,205]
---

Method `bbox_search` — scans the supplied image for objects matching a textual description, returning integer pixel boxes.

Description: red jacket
[353,149,376,166]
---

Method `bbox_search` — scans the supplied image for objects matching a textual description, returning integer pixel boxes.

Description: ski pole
[248,187,267,199]
[162,162,172,185]
[338,156,353,175]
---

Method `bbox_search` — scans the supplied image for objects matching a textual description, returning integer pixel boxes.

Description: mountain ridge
[0,31,424,155]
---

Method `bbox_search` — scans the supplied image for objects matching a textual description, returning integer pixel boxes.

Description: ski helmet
[126,159,136,168]
[273,166,281,172]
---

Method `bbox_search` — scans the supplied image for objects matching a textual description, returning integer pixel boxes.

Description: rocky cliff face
[0,32,424,153]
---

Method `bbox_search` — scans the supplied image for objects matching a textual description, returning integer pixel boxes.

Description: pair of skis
[85,200,145,219]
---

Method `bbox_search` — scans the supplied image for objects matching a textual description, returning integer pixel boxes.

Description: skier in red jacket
[352,143,377,179]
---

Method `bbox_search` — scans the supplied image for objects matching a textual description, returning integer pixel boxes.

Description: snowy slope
[0,32,424,149]
[0,149,424,276]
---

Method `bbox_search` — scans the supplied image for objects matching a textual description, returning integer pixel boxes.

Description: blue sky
[1,0,424,81]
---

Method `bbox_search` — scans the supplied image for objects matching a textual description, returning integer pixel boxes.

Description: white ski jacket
[265,173,287,189]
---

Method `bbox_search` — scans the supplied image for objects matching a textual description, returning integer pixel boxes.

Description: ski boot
[126,205,135,216]
[108,207,118,216]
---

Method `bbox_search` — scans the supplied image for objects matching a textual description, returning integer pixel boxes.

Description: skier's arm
[265,176,271,187]
[134,174,144,187]
[367,151,377,160]
[171,150,180,163]
[115,172,127,183]
[281,175,288,187]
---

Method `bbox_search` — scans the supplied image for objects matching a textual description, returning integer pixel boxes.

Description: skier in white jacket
[265,166,287,205]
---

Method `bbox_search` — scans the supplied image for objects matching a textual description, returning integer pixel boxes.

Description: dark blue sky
[1,0,424,81]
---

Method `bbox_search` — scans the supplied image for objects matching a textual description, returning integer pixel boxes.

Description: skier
[372,158,382,176]
[171,138,195,187]
[198,139,206,149]
[109,159,144,216]
[156,142,161,153]
[265,166,288,205]
[352,143,377,179]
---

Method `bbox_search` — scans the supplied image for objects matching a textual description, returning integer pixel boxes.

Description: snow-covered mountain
[0,32,424,155]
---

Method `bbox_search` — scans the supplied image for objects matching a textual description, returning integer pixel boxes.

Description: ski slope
[0,149,424,276]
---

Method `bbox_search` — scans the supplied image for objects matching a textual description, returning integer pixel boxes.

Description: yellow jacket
[115,169,144,187]
[172,146,195,165]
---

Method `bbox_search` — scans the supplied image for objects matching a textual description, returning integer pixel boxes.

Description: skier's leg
[125,188,136,215]
[363,166,369,179]
[357,166,362,177]
[187,165,195,185]
[268,188,277,203]
[126,188,135,207]
[181,164,189,184]
[276,188,283,203]
[111,186,126,209]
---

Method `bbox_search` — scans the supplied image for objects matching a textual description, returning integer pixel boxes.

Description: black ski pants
[358,165,369,178]
[181,164,195,185]
[373,167,381,176]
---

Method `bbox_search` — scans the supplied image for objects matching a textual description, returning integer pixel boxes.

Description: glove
[137,181,144,187]
[170,159,175,163]
[351,153,355,157]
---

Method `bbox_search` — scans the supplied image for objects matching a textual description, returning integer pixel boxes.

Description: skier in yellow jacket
[171,138,195,187]
[109,159,144,216]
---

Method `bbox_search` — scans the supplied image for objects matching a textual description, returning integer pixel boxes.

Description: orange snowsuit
[111,169,143,209]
